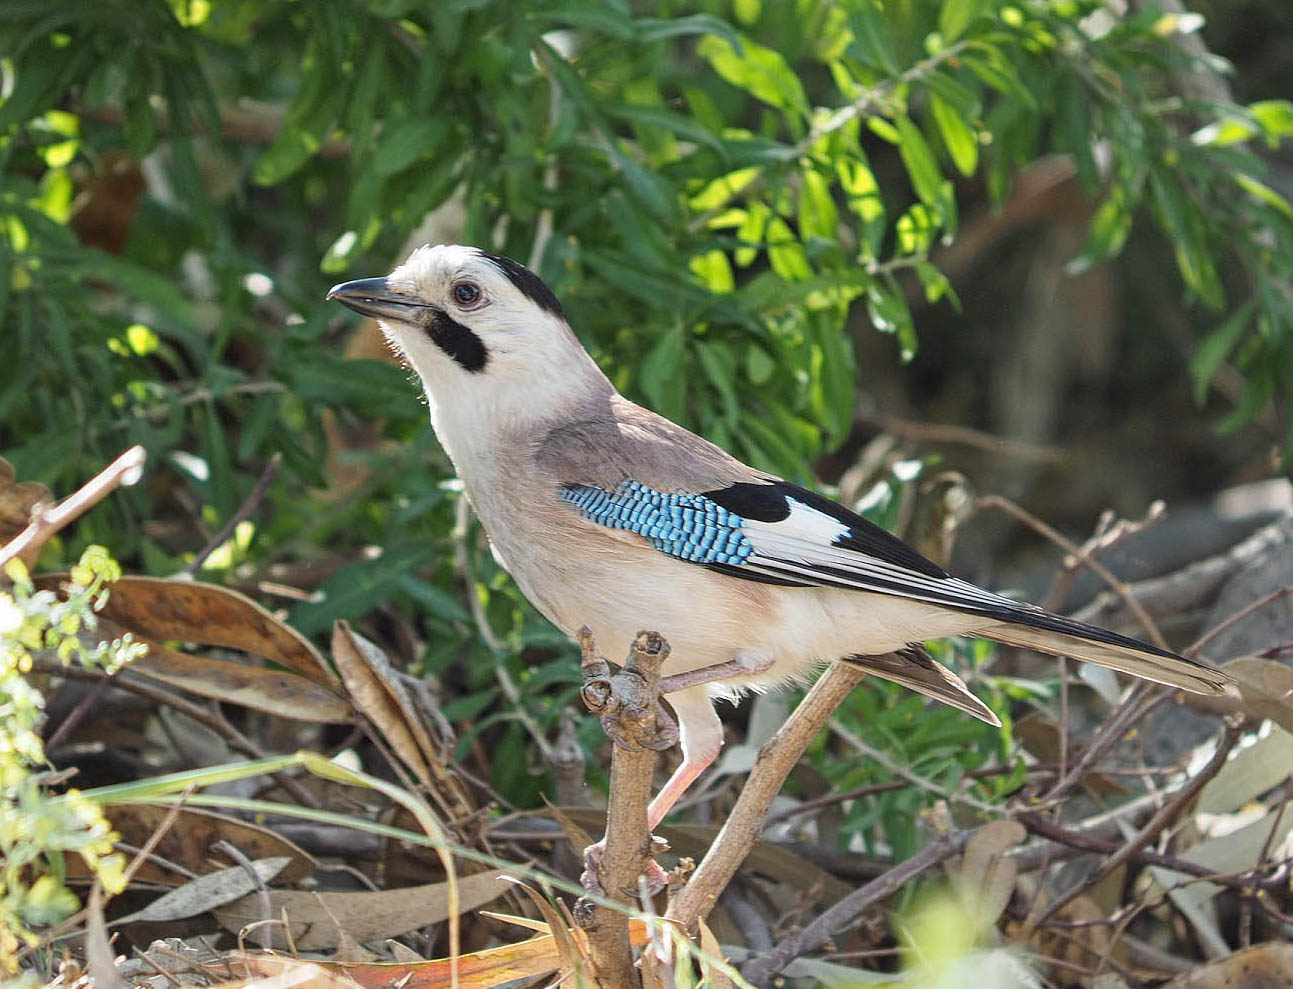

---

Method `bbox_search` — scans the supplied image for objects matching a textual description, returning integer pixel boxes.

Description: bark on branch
[575,628,672,988]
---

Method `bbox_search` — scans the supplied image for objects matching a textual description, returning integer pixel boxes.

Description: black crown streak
[427,309,488,373]
[477,250,566,319]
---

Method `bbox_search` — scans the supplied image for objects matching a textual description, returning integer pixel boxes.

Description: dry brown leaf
[958,819,1025,930]
[698,918,735,989]
[1160,941,1293,987]
[112,621,353,724]
[1198,725,1293,815]
[0,457,51,563]
[254,918,652,989]
[213,870,509,951]
[503,878,588,982]
[331,621,435,787]
[35,574,340,688]
[115,857,292,926]
[1225,657,1293,735]
[331,621,474,824]
[67,804,316,886]
[1014,712,1125,796]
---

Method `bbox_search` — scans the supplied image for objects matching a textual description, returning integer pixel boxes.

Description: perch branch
[665,659,868,933]
[575,628,671,988]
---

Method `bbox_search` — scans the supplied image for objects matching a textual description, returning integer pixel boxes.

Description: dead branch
[1072,512,1293,634]
[0,446,146,570]
[1026,719,1243,933]
[665,660,868,933]
[741,827,973,987]
[576,629,672,988]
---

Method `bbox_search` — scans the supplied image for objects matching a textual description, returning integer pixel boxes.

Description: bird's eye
[452,281,482,307]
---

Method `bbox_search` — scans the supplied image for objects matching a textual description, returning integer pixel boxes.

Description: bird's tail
[971,607,1230,697]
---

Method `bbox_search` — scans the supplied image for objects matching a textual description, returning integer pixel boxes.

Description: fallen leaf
[115,857,292,925]
[67,804,316,886]
[112,621,353,724]
[331,621,473,824]
[1198,725,1293,815]
[1160,941,1293,987]
[698,918,735,989]
[958,819,1026,930]
[0,457,51,564]
[1226,657,1293,736]
[214,870,509,951]
[36,574,339,688]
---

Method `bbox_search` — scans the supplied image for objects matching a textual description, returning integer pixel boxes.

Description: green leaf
[1215,373,1273,436]
[1189,301,1253,403]
[1249,99,1293,142]
[766,217,813,280]
[847,0,898,74]
[895,114,944,208]
[929,93,978,177]
[1069,192,1132,274]
[689,250,735,293]
[635,13,741,49]
[608,103,726,155]
[939,0,984,42]
[866,279,916,359]
[798,168,839,240]
[289,543,430,635]
[697,34,807,116]
[534,3,635,37]
[373,117,450,176]
[639,326,687,420]
[1232,172,1293,218]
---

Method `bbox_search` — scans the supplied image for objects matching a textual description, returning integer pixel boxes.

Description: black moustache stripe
[429,310,488,373]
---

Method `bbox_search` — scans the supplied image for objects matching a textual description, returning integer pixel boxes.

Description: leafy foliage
[0,0,1290,815]
[0,549,143,966]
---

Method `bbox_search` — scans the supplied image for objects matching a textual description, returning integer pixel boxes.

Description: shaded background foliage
[2,0,1291,811]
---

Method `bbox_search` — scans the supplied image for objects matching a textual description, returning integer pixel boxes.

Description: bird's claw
[580,835,670,898]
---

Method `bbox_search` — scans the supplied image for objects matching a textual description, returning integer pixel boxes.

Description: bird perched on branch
[329,244,1230,831]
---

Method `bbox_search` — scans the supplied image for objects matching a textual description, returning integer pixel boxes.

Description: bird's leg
[647,748,718,829]
[657,650,775,695]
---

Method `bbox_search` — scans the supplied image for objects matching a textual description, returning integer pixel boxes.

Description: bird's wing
[542,410,1229,697]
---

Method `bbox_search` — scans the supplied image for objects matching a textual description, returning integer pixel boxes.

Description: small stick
[0,446,146,569]
[741,828,973,987]
[576,628,671,988]
[184,453,281,575]
[1026,720,1241,932]
[665,660,868,933]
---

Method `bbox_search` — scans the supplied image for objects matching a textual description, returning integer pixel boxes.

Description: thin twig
[0,446,146,569]
[183,454,281,575]
[741,828,973,987]
[1026,720,1241,932]
[31,659,321,809]
[971,494,1168,650]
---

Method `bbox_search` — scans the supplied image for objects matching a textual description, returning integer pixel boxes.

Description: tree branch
[0,446,146,570]
[665,660,868,933]
[576,629,671,987]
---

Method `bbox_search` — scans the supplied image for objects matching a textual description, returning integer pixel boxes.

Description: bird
[328,244,1231,834]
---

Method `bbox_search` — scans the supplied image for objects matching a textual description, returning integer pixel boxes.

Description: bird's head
[328,244,607,426]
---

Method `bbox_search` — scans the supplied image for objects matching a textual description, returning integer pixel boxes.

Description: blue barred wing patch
[560,481,754,566]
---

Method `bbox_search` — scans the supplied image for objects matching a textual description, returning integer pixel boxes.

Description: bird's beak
[326,277,428,321]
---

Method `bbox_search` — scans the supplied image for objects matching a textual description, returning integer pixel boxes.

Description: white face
[328,244,574,382]
[328,244,607,447]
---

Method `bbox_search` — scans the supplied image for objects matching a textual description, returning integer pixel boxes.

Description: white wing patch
[742,497,851,543]
[740,509,1027,614]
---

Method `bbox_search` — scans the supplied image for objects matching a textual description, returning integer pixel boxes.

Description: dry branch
[666,659,868,933]
[576,628,672,987]
[0,446,146,570]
